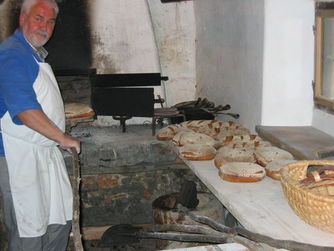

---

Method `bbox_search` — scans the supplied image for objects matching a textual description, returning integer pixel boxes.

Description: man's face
[19,1,57,48]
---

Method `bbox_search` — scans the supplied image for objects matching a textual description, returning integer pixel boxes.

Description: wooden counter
[179,156,334,247]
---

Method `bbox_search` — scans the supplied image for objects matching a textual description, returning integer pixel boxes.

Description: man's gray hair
[21,0,59,15]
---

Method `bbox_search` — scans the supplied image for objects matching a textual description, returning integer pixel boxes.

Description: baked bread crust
[218,134,262,146]
[254,146,294,167]
[180,120,250,138]
[179,144,216,161]
[265,159,296,180]
[171,130,193,146]
[156,120,252,142]
[214,146,256,168]
[156,124,185,140]
[177,132,218,147]
[64,103,95,119]
[218,162,265,182]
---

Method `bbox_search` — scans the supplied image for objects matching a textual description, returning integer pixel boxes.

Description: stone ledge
[256,125,334,160]
[63,124,182,174]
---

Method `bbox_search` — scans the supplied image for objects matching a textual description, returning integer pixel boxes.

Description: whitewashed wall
[147,0,196,107]
[261,0,314,126]
[88,0,195,107]
[90,0,334,134]
[87,0,195,125]
[194,0,265,132]
[88,0,160,75]
[194,0,320,133]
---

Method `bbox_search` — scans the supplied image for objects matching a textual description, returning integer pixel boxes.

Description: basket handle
[300,165,334,186]
[311,171,321,182]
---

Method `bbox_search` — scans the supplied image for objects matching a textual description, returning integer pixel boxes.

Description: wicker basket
[280,160,334,233]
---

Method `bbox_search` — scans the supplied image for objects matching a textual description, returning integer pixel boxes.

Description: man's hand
[58,134,81,154]
[17,109,81,153]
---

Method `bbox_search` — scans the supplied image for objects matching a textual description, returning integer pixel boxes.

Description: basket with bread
[280,160,334,233]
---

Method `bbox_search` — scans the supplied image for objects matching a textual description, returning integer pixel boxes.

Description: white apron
[0,59,73,237]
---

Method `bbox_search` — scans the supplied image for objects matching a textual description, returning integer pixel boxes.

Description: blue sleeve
[0,51,42,124]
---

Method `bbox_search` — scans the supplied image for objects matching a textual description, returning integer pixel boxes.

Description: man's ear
[19,13,25,27]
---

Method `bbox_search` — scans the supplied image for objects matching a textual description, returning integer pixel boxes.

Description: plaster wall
[88,0,195,107]
[261,0,314,126]
[194,0,264,132]
[147,0,196,106]
[88,0,195,125]
[88,0,160,75]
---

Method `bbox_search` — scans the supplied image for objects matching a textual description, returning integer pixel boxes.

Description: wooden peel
[70,147,84,251]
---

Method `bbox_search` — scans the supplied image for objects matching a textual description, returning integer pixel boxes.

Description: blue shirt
[0,30,43,156]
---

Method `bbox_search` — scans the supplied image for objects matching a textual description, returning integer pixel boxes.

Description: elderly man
[0,0,80,250]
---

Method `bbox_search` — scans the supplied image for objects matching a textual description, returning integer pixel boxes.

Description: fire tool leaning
[70,148,84,251]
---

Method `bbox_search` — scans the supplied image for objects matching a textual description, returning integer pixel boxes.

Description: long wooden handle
[70,147,84,251]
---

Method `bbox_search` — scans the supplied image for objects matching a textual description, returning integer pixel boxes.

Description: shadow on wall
[0,0,20,41]
[45,0,93,71]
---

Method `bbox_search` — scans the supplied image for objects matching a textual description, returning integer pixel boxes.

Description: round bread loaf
[179,144,216,161]
[172,130,193,146]
[214,146,256,168]
[178,132,217,147]
[218,162,266,182]
[254,146,294,167]
[64,103,95,119]
[265,159,296,180]
[156,124,184,141]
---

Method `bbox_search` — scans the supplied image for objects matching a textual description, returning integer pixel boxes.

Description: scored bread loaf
[265,159,296,180]
[177,132,218,147]
[213,128,251,138]
[179,144,216,161]
[156,124,186,141]
[254,146,294,167]
[225,140,272,149]
[218,162,266,182]
[172,130,193,146]
[180,120,250,138]
[180,120,222,131]
[214,146,256,168]
[217,134,262,146]
[64,103,95,119]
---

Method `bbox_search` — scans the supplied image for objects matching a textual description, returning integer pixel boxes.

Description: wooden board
[177,154,334,247]
[256,126,334,160]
